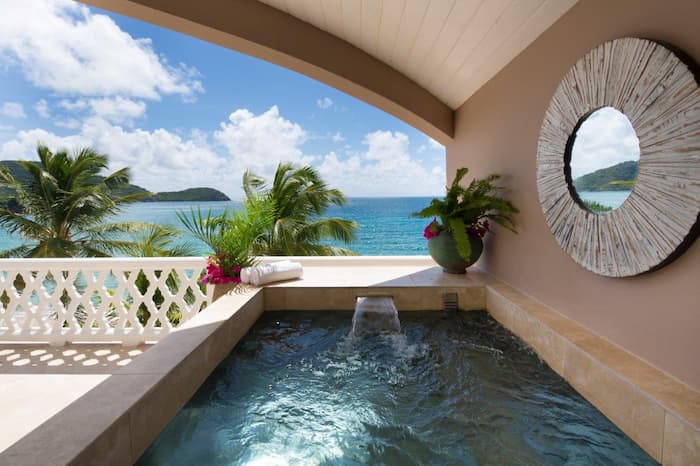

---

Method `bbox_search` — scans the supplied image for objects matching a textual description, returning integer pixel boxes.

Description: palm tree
[243,162,358,255]
[120,224,199,257]
[0,144,144,257]
[177,195,275,270]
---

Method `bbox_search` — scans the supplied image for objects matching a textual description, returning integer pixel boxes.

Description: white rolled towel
[241,260,303,286]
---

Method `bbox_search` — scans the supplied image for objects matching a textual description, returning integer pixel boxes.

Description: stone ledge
[0,289,264,466]
[486,282,700,464]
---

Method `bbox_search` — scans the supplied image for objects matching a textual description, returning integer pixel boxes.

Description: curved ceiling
[80,0,577,142]
[258,0,578,109]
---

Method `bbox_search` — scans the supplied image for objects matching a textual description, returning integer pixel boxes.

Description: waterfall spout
[350,296,400,336]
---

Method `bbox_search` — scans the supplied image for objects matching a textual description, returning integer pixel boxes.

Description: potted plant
[413,167,518,273]
[177,196,274,300]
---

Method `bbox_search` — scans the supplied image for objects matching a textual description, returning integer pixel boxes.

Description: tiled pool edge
[486,282,700,464]
[2,270,698,465]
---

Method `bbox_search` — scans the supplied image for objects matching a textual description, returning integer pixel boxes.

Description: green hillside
[144,187,230,202]
[573,160,638,192]
[0,160,229,204]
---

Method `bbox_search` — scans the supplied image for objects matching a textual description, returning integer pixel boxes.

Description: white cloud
[58,99,88,112]
[316,97,333,109]
[570,107,640,179]
[214,105,314,180]
[317,130,445,196]
[0,127,87,159]
[331,132,345,143]
[34,99,50,118]
[54,118,81,130]
[0,0,203,101]
[53,97,146,126]
[0,107,445,198]
[88,97,147,124]
[0,116,228,193]
[1,102,26,119]
[0,106,315,198]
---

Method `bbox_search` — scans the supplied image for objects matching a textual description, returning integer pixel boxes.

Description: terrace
[1,0,699,465]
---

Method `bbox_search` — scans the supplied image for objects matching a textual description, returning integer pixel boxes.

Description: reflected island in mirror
[566,107,640,214]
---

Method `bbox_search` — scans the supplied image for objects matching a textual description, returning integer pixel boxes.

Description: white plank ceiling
[258,0,578,109]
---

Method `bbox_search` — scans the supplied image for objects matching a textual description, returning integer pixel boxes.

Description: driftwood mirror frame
[537,37,700,277]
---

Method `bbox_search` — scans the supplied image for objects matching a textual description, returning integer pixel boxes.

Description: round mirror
[567,107,640,214]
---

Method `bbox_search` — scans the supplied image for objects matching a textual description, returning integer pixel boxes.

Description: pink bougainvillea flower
[423,218,442,239]
[200,256,243,285]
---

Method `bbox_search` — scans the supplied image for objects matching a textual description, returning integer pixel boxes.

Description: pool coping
[1,261,698,465]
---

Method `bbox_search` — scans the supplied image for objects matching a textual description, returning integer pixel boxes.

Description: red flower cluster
[201,257,242,285]
[467,219,490,238]
[423,218,442,239]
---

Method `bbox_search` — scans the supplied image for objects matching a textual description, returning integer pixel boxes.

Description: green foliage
[120,224,199,257]
[0,144,147,257]
[178,195,275,271]
[0,159,150,200]
[572,160,638,192]
[582,200,613,214]
[243,162,358,256]
[413,167,518,261]
[0,160,228,205]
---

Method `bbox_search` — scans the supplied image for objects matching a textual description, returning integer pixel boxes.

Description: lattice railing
[0,258,208,345]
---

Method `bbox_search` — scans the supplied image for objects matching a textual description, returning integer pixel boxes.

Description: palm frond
[447,217,471,260]
[244,162,358,256]
[0,144,142,257]
[412,167,519,238]
[0,244,34,258]
[176,207,224,252]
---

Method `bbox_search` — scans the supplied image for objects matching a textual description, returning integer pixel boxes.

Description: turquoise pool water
[137,311,657,465]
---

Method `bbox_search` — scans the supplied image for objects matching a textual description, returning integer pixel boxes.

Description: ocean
[577,191,631,210]
[0,197,434,256]
[0,193,636,256]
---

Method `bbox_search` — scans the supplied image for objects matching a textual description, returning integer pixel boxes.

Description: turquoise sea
[0,197,434,256]
[0,193,636,256]
[577,191,631,210]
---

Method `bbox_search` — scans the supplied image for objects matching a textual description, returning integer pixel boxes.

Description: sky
[0,0,446,200]
[570,106,640,179]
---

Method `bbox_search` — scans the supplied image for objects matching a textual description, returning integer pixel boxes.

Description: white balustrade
[0,257,208,345]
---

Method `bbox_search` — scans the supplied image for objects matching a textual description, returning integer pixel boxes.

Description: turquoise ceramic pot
[428,231,483,274]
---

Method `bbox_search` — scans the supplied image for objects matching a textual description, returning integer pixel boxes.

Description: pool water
[137,311,658,465]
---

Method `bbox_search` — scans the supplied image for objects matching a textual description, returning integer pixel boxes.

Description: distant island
[0,160,230,205]
[573,160,638,192]
[143,188,230,202]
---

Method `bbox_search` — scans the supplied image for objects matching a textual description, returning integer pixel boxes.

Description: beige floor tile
[663,414,700,465]
[1,373,160,466]
[0,373,109,453]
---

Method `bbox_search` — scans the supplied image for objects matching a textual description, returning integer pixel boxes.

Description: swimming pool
[137,310,657,465]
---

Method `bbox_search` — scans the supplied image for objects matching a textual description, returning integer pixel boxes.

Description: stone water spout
[350,296,400,336]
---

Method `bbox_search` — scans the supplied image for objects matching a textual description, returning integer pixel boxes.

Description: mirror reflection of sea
[577,191,632,210]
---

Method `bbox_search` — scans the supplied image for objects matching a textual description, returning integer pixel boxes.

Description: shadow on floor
[0,344,150,374]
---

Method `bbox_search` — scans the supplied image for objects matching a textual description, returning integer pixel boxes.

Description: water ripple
[138,311,658,466]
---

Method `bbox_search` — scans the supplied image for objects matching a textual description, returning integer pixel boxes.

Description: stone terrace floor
[0,344,150,453]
